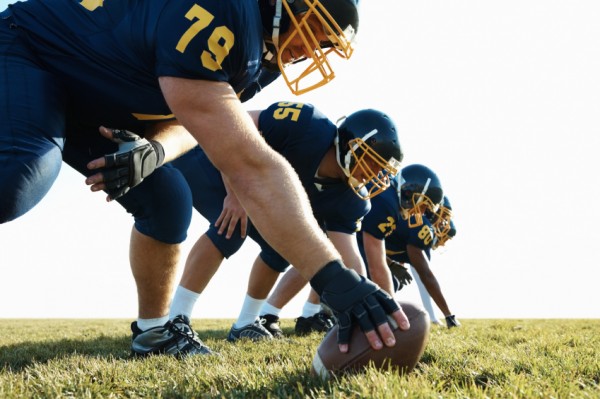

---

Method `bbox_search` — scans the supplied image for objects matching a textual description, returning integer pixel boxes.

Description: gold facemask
[400,193,440,228]
[275,0,356,95]
[343,137,402,200]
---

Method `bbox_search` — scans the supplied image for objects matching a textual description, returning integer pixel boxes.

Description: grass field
[1,318,598,398]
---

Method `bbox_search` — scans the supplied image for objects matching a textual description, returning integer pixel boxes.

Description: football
[311,301,430,380]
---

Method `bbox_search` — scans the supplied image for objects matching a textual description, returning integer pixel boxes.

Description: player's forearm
[418,271,451,316]
[327,232,366,276]
[370,262,394,296]
[144,120,197,164]
[159,77,339,280]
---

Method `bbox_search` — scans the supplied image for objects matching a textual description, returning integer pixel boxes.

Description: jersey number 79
[176,4,234,72]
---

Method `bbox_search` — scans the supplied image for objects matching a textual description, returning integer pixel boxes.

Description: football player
[358,165,461,329]
[2,0,409,356]
[168,101,403,343]
[407,196,458,325]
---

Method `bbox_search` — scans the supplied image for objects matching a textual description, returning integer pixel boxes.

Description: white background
[1,1,599,320]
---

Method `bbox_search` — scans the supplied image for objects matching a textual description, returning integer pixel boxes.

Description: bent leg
[130,227,180,319]
[0,17,66,222]
[66,138,193,319]
[266,266,309,309]
[247,255,281,300]
[178,233,226,294]
[411,265,441,324]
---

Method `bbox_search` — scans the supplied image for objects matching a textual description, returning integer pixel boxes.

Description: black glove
[445,315,461,328]
[101,129,165,200]
[386,257,413,290]
[310,260,400,346]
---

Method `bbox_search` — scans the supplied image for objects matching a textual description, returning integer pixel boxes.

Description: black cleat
[259,314,284,338]
[131,315,213,357]
[294,311,336,336]
[227,319,273,342]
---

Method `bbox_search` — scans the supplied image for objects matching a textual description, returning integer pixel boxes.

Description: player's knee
[260,251,289,273]
[0,150,62,223]
[119,165,193,244]
[206,228,246,258]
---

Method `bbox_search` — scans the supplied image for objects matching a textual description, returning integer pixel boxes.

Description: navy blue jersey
[258,102,369,233]
[358,178,434,265]
[172,102,369,271]
[10,0,263,132]
[239,68,281,103]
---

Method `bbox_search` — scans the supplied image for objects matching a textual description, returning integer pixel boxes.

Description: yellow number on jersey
[273,102,304,122]
[201,26,235,72]
[418,225,433,245]
[377,216,396,237]
[176,4,234,72]
[80,0,104,11]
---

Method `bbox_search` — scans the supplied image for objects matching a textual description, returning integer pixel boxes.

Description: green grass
[1,319,598,398]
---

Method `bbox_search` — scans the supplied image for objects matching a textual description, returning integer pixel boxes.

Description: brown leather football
[311,301,430,380]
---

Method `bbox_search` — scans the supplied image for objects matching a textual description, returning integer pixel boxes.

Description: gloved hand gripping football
[310,261,400,346]
[102,129,165,200]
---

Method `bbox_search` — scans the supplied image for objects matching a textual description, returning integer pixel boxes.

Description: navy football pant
[0,11,191,243]
[171,147,289,271]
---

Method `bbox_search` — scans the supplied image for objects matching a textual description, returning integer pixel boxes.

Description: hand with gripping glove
[386,257,413,290]
[445,314,461,328]
[310,260,410,353]
[86,127,165,201]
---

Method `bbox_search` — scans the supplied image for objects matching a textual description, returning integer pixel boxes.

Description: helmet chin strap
[334,133,350,178]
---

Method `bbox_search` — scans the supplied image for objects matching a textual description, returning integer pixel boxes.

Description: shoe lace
[168,319,204,350]
[255,318,273,334]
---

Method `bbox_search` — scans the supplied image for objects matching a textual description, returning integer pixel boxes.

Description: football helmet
[398,164,444,228]
[433,219,456,250]
[335,109,403,200]
[429,196,455,249]
[261,0,359,95]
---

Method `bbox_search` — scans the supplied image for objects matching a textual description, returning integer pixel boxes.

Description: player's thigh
[170,146,227,221]
[0,20,67,222]
[63,126,193,244]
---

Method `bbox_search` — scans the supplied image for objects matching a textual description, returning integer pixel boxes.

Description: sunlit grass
[1,319,598,398]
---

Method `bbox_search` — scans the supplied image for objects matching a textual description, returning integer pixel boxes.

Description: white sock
[301,301,322,318]
[137,316,169,331]
[260,302,282,317]
[234,295,265,328]
[169,285,200,320]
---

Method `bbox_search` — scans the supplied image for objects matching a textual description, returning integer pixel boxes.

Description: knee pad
[0,146,62,223]
[246,225,289,272]
[258,249,290,273]
[117,164,192,244]
[206,225,246,258]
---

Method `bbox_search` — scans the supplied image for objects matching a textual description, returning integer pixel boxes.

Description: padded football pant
[171,146,290,271]
[0,9,191,243]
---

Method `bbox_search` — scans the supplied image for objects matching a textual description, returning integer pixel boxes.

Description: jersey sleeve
[320,187,370,234]
[154,0,262,88]
[361,191,399,240]
[407,219,435,251]
[258,102,316,150]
